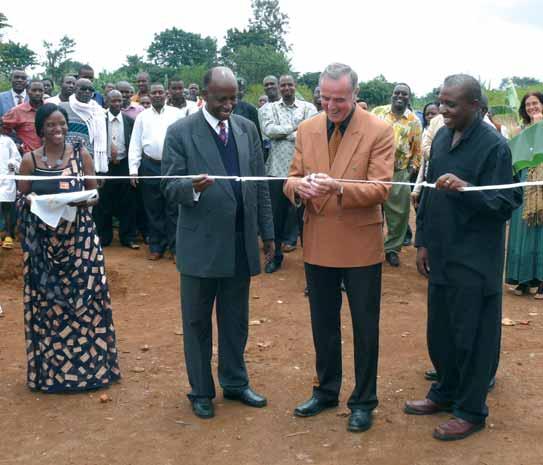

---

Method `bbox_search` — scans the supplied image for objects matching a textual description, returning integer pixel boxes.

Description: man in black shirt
[404,75,522,441]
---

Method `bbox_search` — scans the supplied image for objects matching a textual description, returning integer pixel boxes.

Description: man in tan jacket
[283,63,394,433]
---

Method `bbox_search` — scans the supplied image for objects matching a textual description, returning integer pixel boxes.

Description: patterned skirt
[19,201,121,392]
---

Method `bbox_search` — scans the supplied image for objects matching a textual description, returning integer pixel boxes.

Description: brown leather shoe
[404,398,452,415]
[147,252,163,261]
[433,417,485,441]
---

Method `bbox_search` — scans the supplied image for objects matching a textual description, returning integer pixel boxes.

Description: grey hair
[319,63,358,91]
[107,89,122,99]
[443,74,482,103]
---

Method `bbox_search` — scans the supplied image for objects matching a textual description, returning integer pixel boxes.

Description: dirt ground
[1,237,542,465]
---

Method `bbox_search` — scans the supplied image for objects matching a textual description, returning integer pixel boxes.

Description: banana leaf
[509,121,543,171]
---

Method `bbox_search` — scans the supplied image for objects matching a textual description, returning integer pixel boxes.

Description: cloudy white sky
[2,0,541,94]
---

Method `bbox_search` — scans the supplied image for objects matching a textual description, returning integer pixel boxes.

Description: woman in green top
[506,92,543,298]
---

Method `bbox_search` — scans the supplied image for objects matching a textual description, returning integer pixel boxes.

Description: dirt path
[1,243,542,465]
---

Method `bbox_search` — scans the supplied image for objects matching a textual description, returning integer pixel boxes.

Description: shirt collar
[151,105,167,115]
[202,104,229,131]
[387,104,411,119]
[108,110,123,122]
[327,106,355,134]
[12,89,26,101]
[446,114,483,148]
[19,102,35,112]
[279,98,299,108]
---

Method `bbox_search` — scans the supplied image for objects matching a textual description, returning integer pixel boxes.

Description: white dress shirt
[45,95,62,105]
[202,104,229,136]
[169,99,200,117]
[107,110,126,160]
[11,89,26,106]
[128,105,185,175]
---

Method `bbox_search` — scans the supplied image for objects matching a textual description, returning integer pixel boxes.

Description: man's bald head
[203,66,238,91]
[202,67,238,121]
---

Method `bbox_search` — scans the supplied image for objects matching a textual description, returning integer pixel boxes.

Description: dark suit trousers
[268,179,291,261]
[305,262,381,411]
[93,158,137,246]
[426,284,501,425]
[180,233,251,400]
[140,157,177,254]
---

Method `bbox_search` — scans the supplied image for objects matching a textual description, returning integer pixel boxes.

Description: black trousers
[140,157,177,254]
[268,179,291,261]
[426,284,501,424]
[0,202,15,237]
[93,158,137,246]
[180,233,251,400]
[305,262,381,411]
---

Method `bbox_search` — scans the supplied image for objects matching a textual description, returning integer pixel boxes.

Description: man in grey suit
[161,67,275,419]
[0,69,28,117]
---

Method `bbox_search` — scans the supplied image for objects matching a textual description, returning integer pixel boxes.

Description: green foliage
[358,75,396,108]
[228,45,290,86]
[0,12,10,39]
[42,36,77,84]
[0,41,37,77]
[298,71,320,91]
[248,0,290,53]
[499,76,542,90]
[220,27,276,66]
[147,28,217,68]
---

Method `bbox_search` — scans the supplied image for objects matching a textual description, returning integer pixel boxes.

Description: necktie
[218,121,228,146]
[16,94,23,105]
[328,123,342,167]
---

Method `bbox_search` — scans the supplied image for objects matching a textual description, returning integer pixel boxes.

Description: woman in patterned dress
[17,103,120,392]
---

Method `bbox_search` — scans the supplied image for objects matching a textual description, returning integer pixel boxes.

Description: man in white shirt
[259,75,318,273]
[93,90,138,249]
[129,83,185,260]
[46,75,76,105]
[167,77,199,116]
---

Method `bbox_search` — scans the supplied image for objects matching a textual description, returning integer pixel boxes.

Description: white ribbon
[0,173,534,192]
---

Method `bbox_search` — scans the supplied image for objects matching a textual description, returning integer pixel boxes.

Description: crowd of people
[0,60,540,442]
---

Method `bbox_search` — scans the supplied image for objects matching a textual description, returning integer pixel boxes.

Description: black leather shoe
[348,409,373,433]
[224,387,267,408]
[424,369,438,381]
[265,258,282,274]
[386,252,400,267]
[293,396,339,417]
[191,398,214,419]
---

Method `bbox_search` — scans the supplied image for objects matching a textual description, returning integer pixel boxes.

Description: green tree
[0,12,10,39]
[228,45,290,86]
[220,27,275,66]
[499,76,542,90]
[358,75,396,107]
[298,71,320,91]
[42,35,77,84]
[248,0,290,53]
[0,41,37,77]
[147,28,217,68]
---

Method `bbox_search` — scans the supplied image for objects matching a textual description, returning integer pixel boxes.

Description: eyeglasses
[78,87,95,92]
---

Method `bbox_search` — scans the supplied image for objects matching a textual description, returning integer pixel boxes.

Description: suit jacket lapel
[192,112,235,202]
[330,106,365,179]
[309,114,331,213]
[230,117,251,201]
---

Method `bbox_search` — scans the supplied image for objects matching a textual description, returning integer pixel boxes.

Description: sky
[1,0,542,95]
